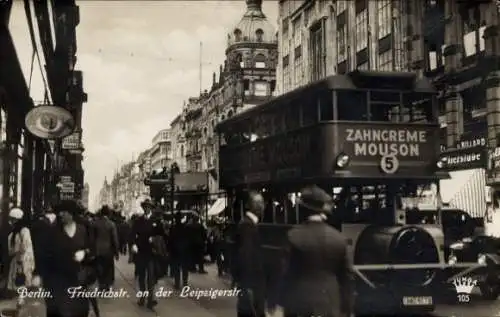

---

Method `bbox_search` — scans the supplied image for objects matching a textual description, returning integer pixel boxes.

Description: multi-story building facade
[136,149,151,196]
[81,183,89,209]
[182,0,278,195]
[184,97,203,173]
[276,0,499,217]
[277,0,409,94]
[150,129,172,171]
[170,114,187,172]
[97,177,112,207]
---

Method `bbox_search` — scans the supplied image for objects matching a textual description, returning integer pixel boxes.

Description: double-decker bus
[215,71,487,315]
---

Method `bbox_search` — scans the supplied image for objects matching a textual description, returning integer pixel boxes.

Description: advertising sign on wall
[487,147,500,185]
[62,132,81,150]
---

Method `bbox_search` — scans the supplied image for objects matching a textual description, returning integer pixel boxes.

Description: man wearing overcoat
[130,199,164,309]
[279,185,354,317]
[233,191,266,317]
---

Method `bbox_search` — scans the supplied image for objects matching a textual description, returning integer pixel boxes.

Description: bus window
[262,200,274,223]
[272,111,285,135]
[302,96,317,126]
[371,103,400,122]
[337,90,368,121]
[251,113,272,140]
[240,119,254,143]
[319,90,334,121]
[403,93,435,123]
[284,103,300,131]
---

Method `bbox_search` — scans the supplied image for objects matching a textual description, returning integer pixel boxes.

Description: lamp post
[170,162,180,211]
[144,162,180,211]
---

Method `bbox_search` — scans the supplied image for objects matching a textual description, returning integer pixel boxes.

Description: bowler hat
[297,185,332,214]
[140,199,154,209]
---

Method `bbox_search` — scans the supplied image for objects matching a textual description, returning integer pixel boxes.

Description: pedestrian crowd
[0,198,226,317]
[231,185,354,317]
[0,184,352,317]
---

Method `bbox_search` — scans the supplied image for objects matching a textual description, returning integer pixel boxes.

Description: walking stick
[89,297,100,317]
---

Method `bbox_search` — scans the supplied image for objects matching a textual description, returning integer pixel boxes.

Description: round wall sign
[25,105,75,139]
[380,155,399,174]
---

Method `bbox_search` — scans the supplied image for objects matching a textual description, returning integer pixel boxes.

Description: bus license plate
[402,296,433,306]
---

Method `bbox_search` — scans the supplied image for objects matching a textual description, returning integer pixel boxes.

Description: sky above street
[9,1,278,209]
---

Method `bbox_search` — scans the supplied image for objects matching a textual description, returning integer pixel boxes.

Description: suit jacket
[93,216,119,257]
[281,221,354,317]
[130,215,164,256]
[31,215,57,276]
[168,223,191,261]
[232,215,265,291]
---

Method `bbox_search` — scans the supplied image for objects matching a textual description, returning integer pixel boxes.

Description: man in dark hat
[93,205,119,290]
[187,212,208,274]
[233,190,266,317]
[276,185,354,317]
[130,198,164,310]
[168,211,191,289]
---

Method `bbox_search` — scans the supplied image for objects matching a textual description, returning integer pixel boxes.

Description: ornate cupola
[221,0,277,113]
[226,0,276,48]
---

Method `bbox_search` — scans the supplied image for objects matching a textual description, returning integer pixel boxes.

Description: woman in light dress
[6,207,35,305]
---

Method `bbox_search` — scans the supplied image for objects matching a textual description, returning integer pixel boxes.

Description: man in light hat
[130,198,164,310]
[233,190,266,317]
[277,185,354,317]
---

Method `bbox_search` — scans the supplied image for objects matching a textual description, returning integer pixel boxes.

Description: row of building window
[427,26,487,71]
[233,28,265,43]
[221,90,434,146]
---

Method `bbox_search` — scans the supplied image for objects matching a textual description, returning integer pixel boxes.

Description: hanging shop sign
[58,175,75,194]
[455,136,486,150]
[25,105,75,139]
[60,192,74,200]
[60,176,72,183]
[59,182,75,193]
[439,146,487,171]
[62,132,81,150]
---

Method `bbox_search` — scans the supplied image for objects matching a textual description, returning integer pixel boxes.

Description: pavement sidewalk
[0,255,224,317]
[114,256,220,317]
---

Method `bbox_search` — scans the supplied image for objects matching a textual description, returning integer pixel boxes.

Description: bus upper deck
[215,70,447,189]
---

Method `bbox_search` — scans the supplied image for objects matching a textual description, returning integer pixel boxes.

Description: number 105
[457,294,470,303]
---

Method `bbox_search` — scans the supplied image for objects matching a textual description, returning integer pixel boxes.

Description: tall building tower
[180,0,278,197]
[225,0,278,113]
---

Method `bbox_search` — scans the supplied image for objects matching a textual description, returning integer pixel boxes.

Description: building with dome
[171,0,278,199]
[96,0,278,212]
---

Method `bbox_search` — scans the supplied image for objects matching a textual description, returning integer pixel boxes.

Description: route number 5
[380,155,399,174]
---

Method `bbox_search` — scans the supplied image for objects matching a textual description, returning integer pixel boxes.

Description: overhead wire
[23,0,52,105]
[27,50,35,93]
[95,49,216,66]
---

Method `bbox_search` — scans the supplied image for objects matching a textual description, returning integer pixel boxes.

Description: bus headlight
[436,157,447,169]
[478,254,487,266]
[448,255,458,265]
[336,153,350,168]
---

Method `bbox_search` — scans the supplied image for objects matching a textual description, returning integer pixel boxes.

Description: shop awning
[208,198,227,216]
[440,168,487,218]
[440,169,476,203]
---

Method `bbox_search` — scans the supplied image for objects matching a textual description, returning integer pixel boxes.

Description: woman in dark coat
[41,200,95,317]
